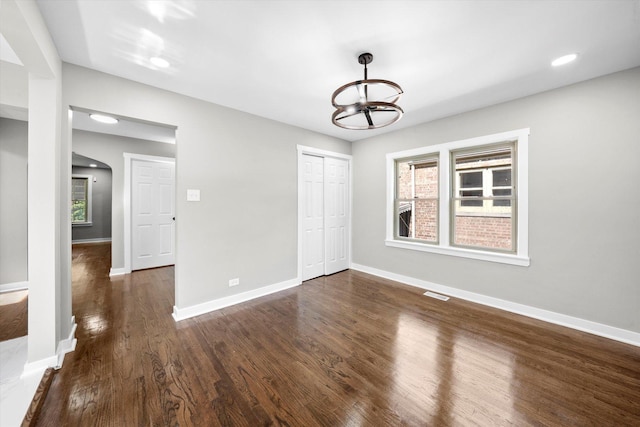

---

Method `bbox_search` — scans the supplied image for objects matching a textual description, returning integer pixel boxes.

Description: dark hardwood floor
[0,289,28,341]
[35,242,640,426]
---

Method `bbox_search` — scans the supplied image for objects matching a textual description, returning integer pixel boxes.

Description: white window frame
[71,174,93,226]
[385,128,529,266]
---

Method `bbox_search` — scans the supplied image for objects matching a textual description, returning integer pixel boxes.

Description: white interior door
[302,154,325,281]
[324,157,349,275]
[132,159,175,271]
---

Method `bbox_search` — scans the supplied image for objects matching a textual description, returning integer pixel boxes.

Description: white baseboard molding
[0,281,28,293]
[350,263,640,348]
[109,267,128,277]
[72,238,112,244]
[21,316,77,378]
[55,316,77,368]
[173,278,300,322]
[21,356,57,378]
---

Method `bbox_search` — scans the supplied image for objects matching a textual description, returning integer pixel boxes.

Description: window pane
[72,200,87,222]
[396,158,438,199]
[493,189,512,207]
[414,199,438,241]
[461,171,482,188]
[453,204,512,250]
[396,157,438,242]
[413,161,438,198]
[452,145,514,252]
[492,169,511,187]
[398,202,412,237]
[460,189,483,207]
[396,200,438,242]
[396,161,412,199]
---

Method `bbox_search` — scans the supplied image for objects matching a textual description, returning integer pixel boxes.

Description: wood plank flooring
[35,242,640,426]
[0,289,28,341]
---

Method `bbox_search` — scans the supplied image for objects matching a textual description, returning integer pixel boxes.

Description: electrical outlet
[229,278,240,287]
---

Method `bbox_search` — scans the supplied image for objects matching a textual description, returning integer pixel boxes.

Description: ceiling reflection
[139,0,196,23]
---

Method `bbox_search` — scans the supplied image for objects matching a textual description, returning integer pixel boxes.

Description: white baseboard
[72,238,112,244]
[21,316,77,377]
[21,356,57,378]
[55,316,77,368]
[173,278,300,321]
[350,263,640,348]
[0,281,28,293]
[109,267,128,277]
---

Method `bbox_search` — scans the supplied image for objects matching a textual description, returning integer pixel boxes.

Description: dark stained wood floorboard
[0,289,28,341]
[35,242,640,426]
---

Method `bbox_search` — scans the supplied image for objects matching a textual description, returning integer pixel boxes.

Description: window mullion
[439,148,450,247]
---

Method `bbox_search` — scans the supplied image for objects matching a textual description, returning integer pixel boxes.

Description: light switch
[186,189,200,202]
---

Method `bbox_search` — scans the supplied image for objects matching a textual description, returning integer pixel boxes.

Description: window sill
[72,222,93,227]
[385,239,530,267]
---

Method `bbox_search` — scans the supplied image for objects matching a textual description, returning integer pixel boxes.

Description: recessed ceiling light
[89,114,118,124]
[150,56,170,68]
[89,164,97,168]
[551,53,578,67]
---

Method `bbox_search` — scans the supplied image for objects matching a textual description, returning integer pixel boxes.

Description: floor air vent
[424,291,450,301]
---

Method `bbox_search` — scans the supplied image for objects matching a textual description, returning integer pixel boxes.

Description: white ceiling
[25,1,640,142]
[72,109,176,144]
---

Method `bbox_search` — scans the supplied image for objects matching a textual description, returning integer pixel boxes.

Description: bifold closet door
[302,155,325,281]
[324,157,349,275]
[301,154,350,281]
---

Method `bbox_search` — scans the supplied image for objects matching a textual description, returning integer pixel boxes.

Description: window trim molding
[385,128,530,266]
[71,174,93,226]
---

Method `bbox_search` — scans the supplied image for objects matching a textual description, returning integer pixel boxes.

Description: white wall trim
[21,356,57,378]
[350,263,640,347]
[0,281,28,293]
[123,153,175,275]
[55,316,77,368]
[22,316,77,377]
[72,237,112,244]
[296,145,353,283]
[109,267,127,277]
[173,278,300,321]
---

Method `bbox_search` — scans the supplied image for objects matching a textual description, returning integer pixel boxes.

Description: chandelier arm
[364,109,374,127]
[335,110,363,121]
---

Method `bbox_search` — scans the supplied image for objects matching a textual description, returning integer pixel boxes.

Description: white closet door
[132,159,175,271]
[302,155,325,281]
[324,157,349,275]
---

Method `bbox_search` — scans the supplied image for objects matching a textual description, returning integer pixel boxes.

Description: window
[386,128,529,266]
[395,157,438,242]
[71,175,92,224]
[452,145,514,251]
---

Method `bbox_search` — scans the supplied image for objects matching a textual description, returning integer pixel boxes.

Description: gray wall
[352,67,640,333]
[72,130,175,269]
[62,63,351,311]
[0,117,28,285]
[71,166,112,242]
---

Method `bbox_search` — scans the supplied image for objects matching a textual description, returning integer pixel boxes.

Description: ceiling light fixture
[89,164,97,168]
[150,56,170,68]
[89,114,119,124]
[332,53,403,130]
[551,53,578,67]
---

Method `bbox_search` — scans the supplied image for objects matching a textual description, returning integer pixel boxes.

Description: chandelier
[331,53,403,130]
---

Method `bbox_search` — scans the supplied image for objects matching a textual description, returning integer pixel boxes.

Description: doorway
[297,146,352,282]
